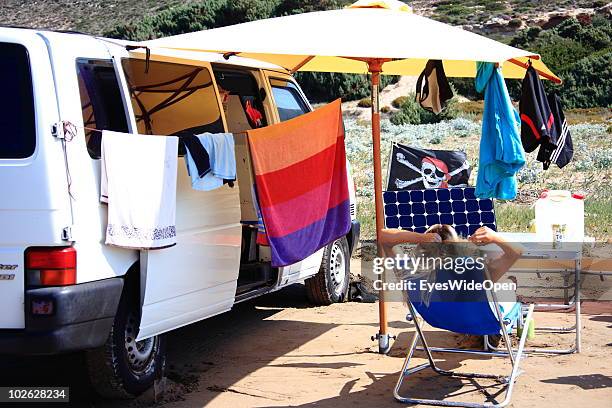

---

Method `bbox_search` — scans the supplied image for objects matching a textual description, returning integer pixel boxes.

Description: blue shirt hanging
[474,62,525,200]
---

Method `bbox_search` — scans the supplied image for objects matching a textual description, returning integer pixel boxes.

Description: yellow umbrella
[146,0,560,354]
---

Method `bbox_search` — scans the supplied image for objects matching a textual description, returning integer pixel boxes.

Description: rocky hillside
[1,0,609,37]
[412,0,611,37]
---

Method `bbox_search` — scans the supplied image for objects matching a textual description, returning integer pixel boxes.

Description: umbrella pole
[369,61,392,354]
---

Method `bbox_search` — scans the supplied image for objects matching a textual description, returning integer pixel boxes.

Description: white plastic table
[495,232,582,354]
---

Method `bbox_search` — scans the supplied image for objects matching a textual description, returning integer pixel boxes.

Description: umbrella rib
[508,58,562,84]
[289,55,315,74]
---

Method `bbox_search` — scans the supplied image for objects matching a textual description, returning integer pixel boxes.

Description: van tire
[85,293,165,399]
[305,237,350,305]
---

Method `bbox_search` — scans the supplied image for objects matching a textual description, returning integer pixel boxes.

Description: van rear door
[0,29,69,329]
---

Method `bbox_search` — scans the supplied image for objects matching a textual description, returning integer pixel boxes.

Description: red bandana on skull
[421,156,450,188]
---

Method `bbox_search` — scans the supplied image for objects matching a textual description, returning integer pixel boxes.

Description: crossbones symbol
[395,153,469,189]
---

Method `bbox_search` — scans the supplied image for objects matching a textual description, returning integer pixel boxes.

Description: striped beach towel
[247,99,351,267]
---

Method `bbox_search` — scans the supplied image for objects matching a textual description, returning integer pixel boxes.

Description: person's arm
[379,228,441,257]
[469,227,523,282]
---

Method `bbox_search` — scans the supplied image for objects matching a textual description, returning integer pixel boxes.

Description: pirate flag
[386,143,471,191]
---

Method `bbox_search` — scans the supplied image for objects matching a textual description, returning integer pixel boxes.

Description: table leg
[575,257,581,353]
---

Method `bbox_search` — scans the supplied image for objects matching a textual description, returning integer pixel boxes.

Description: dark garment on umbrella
[416,60,454,115]
[519,65,557,168]
[547,92,573,169]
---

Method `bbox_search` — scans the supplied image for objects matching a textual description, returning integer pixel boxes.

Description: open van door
[0,29,72,330]
[119,56,243,340]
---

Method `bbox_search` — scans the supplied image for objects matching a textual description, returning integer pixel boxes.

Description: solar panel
[383,187,496,237]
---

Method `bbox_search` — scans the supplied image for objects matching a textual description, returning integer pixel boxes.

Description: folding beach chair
[383,187,578,355]
[393,262,535,408]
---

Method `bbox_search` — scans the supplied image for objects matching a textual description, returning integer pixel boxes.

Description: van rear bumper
[0,278,123,355]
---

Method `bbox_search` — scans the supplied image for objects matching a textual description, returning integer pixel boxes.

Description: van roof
[0,26,290,73]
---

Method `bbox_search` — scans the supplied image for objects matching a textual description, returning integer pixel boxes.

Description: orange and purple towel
[247,99,351,267]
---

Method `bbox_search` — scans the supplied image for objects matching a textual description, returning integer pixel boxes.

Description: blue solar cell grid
[383,187,496,237]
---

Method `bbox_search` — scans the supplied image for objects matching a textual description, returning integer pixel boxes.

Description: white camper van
[0,28,360,397]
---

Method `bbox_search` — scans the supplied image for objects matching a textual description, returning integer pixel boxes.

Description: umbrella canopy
[146,1,559,82]
[143,0,560,354]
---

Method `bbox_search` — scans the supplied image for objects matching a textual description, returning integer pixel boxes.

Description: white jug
[534,190,584,243]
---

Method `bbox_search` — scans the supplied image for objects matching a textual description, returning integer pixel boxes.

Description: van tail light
[25,247,76,286]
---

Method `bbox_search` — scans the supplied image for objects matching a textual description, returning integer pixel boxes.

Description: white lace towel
[101,131,178,249]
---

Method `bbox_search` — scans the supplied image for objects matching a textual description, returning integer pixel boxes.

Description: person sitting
[379,224,523,282]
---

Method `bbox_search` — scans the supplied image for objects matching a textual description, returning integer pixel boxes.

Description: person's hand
[421,232,442,243]
[469,226,500,245]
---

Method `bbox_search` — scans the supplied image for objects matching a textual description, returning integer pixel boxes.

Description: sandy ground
[3,283,610,408]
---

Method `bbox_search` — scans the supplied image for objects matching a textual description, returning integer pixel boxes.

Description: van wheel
[305,237,350,305]
[85,295,165,399]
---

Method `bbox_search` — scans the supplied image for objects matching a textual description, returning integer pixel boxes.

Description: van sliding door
[121,58,242,340]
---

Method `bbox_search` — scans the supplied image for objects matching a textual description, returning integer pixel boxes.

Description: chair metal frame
[484,255,582,355]
[394,280,535,407]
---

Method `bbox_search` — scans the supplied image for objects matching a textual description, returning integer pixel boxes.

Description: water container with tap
[534,190,584,243]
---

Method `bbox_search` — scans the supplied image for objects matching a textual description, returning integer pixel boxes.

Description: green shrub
[457,100,484,115]
[391,96,409,108]
[294,72,398,102]
[390,92,459,125]
[555,51,612,108]
[390,95,422,125]
[357,97,372,108]
[508,18,522,28]
[484,1,506,11]
[380,105,391,114]
[482,17,612,109]
[106,0,354,40]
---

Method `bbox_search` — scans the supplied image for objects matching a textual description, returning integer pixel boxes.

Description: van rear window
[0,43,35,159]
[76,59,130,159]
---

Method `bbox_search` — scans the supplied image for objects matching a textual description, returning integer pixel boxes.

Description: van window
[122,59,223,138]
[269,78,309,122]
[76,59,129,159]
[0,42,35,159]
[213,68,267,132]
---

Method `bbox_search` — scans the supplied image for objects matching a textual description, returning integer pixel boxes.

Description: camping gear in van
[547,92,573,169]
[245,99,264,128]
[474,61,525,200]
[100,131,178,249]
[247,99,351,267]
[234,132,259,222]
[535,190,584,243]
[183,133,236,191]
[520,64,558,169]
[415,60,453,114]
[386,143,470,190]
